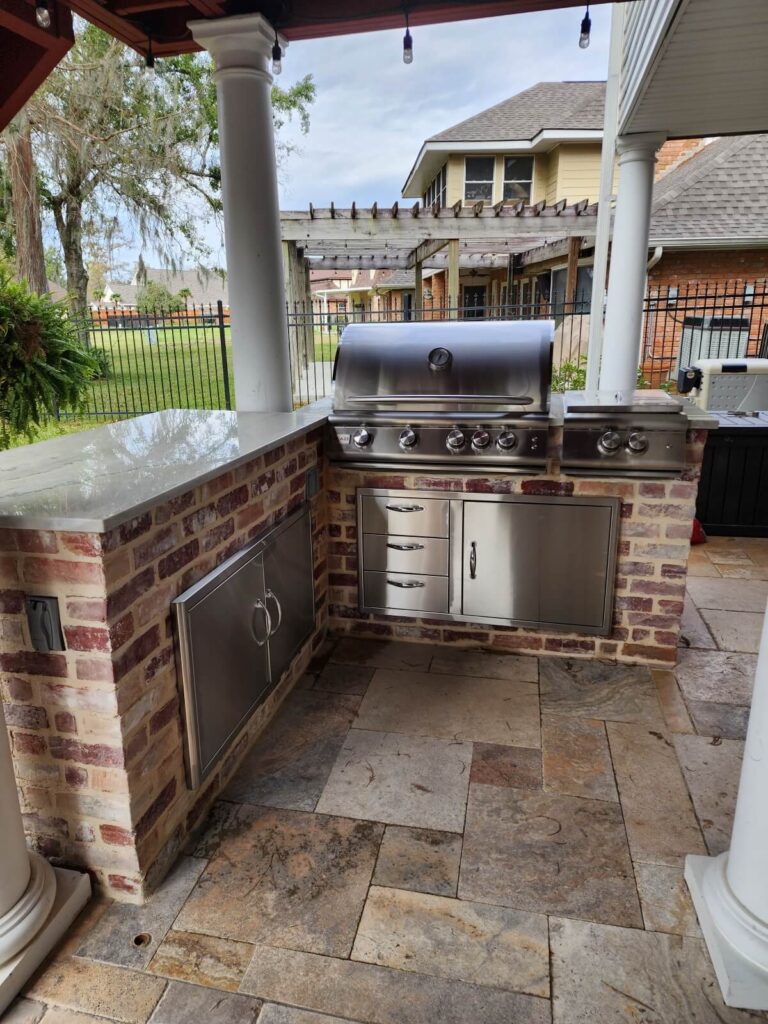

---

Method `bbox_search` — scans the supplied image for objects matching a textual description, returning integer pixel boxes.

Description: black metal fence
[69,301,233,419]
[69,280,768,420]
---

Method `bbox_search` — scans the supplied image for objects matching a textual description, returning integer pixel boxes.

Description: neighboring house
[102,267,229,307]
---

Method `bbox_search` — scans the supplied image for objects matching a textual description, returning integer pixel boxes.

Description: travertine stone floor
[13,537,768,1024]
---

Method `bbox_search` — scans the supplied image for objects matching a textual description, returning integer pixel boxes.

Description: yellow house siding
[532,153,549,204]
[446,154,465,206]
[554,143,603,204]
[545,148,560,204]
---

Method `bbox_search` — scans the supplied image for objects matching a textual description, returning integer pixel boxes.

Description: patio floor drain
[133,933,152,947]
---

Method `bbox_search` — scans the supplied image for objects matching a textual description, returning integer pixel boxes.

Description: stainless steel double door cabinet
[358,488,621,635]
[173,504,315,788]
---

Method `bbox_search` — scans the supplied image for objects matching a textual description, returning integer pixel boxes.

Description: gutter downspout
[584,1,626,395]
[647,245,663,272]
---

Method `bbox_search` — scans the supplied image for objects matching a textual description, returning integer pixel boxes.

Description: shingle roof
[650,134,768,243]
[428,81,606,143]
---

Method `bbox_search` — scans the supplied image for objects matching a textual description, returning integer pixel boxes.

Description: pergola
[280,200,598,310]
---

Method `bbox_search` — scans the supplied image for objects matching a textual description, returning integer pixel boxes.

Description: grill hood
[332,320,554,416]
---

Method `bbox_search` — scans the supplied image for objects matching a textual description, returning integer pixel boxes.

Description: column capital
[190,13,286,73]
[615,132,667,164]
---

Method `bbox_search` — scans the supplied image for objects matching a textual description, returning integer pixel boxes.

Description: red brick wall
[655,139,708,180]
[326,429,706,666]
[0,427,327,902]
[649,250,768,285]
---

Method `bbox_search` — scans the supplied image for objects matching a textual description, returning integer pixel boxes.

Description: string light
[579,5,591,48]
[35,0,52,29]
[145,35,155,73]
[271,34,283,75]
[403,12,413,64]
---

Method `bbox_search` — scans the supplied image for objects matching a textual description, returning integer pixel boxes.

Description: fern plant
[0,266,98,447]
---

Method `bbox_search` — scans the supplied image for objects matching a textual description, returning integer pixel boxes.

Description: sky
[140,6,611,273]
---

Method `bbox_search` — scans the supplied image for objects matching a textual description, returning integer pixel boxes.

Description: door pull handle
[387,579,426,589]
[470,541,477,580]
[386,542,424,551]
[265,588,283,636]
[250,599,272,646]
[385,504,424,513]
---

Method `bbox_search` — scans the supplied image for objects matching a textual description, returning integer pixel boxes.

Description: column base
[0,866,91,1016]
[686,852,768,1009]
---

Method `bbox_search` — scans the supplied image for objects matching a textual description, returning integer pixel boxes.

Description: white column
[190,14,292,412]
[686,600,768,1009]
[598,133,665,399]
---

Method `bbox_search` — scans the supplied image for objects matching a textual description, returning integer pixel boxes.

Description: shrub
[0,265,98,446]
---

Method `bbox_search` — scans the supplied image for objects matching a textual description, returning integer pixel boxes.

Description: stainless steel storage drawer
[362,570,449,614]
[362,534,449,576]
[361,494,449,538]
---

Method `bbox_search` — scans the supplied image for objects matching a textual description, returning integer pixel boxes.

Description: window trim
[424,164,447,208]
[502,155,534,203]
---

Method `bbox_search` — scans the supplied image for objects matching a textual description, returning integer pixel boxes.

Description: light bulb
[272,40,282,75]
[579,9,591,48]
[35,0,52,29]
[403,27,413,64]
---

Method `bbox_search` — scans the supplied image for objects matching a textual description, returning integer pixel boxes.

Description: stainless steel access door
[462,499,617,632]
[262,505,315,684]
[175,548,271,787]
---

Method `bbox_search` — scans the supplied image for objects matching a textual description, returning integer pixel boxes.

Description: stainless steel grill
[327,320,554,472]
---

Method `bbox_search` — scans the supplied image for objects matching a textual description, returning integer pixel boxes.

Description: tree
[13,22,315,325]
[136,280,183,312]
[4,115,47,293]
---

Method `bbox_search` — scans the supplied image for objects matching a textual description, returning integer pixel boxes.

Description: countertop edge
[0,409,329,534]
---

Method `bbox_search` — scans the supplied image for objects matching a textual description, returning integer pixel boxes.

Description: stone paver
[686,577,768,613]
[352,886,550,996]
[550,916,763,1023]
[673,734,744,855]
[429,649,538,682]
[687,700,750,740]
[331,639,432,671]
[607,722,706,866]
[459,784,641,928]
[224,689,360,811]
[700,609,764,654]
[633,861,701,938]
[313,663,375,695]
[257,1009,361,1024]
[539,658,662,725]
[147,929,254,991]
[240,943,551,1024]
[176,804,382,956]
[26,958,166,1024]
[470,743,542,789]
[652,670,695,734]
[355,669,540,747]
[541,715,617,802]
[75,856,204,969]
[372,825,462,897]
[679,594,717,650]
[316,729,471,832]
[148,981,261,1023]
[675,649,757,705]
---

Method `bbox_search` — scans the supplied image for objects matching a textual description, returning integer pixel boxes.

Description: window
[503,156,533,201]
[423,164,447,208]
[464,156,495,202]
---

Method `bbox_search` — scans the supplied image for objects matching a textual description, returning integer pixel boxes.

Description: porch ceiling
[282,200,598,270]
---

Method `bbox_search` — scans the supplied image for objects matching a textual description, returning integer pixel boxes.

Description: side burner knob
[353,427,372,448]
[471,429,491,450]
[399,427,418,450]
[497,430,518,451]
[446,428,466,452]
[598,430,622,455]
[627,431,649,454]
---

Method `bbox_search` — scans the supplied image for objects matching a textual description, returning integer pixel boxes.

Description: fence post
[217,301,232,410]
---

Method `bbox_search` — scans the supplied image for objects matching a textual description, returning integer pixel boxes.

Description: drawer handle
[251,599,272,646]
[265,588,283,636]
[385,504,424,513]
[387,542,424,551]
[387,578,426,589]
[470,541,477,580]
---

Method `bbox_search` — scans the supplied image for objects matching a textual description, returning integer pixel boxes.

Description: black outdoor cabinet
[696,412,768,536]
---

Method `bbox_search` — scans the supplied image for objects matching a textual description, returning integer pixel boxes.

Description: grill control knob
[471,429,491,450]
[446,428,466,452]
[627,431,649,454]
[598,430,622,455]
[399,427,418,450]
[353,427,372,448]
[497,430,518,451]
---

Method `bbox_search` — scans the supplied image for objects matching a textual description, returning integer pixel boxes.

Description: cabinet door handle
[250,599,272,646]
[265,588,283,636]
[387,542,424,551]
[470,541,477,580]
[387,578,426,589]
[385,504,424,513]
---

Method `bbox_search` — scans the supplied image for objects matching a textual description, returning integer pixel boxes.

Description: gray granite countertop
[0,402,330,532]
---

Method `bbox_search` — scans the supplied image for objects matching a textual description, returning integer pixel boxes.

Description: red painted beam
[0,0,73,131]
